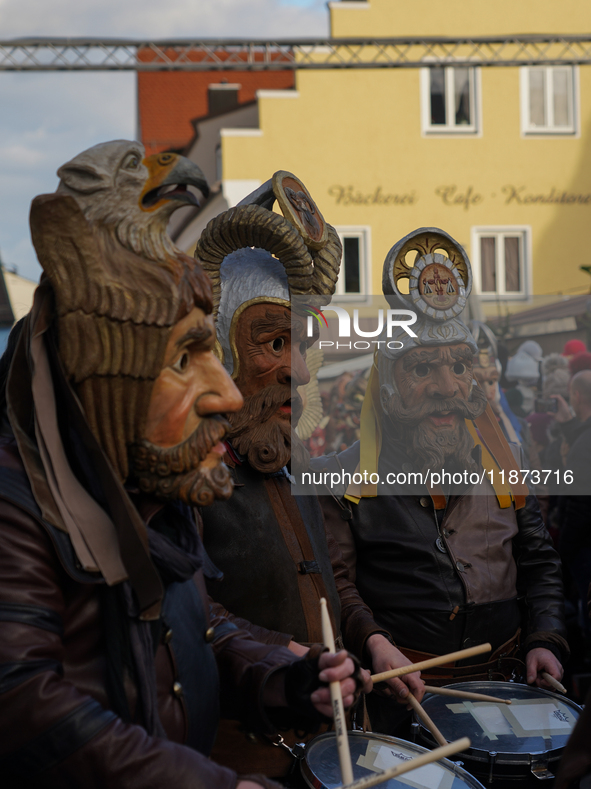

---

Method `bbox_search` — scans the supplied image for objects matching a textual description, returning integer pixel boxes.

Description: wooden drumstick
[423,685,512,704]
[320,598,354,786]
[370,643,491,683]
[406,692,447,747]
[542,672,567,694]
[342,737,471,789]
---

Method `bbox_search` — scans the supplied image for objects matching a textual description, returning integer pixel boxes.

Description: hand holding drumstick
[365,633,425,704]
[526,647,565,692]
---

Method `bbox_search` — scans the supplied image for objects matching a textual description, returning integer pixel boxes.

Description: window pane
[343,237,361,293]
[480,237,496,292]
[504,237,521,293]
[552,68,571,127]
[529,68,546,127]
[430,68,446,125]
[454,68,472,125]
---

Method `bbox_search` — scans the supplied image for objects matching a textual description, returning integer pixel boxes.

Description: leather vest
[317,443,521,655]
[201,462,342,644]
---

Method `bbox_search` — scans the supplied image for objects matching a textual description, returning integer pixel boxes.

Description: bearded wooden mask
[194,171,341,474]
[195,171,342,378]
[30,140,212,480]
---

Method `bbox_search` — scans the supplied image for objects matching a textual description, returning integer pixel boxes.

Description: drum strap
[398,630,524,685]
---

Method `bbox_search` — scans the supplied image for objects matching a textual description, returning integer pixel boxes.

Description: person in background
[527,353,572,529]
[569,351,591,377]
[469,322,524,446]
[505,340,543,415]
[562,339,586,361]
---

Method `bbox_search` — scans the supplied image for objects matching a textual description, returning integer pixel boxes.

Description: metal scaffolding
[1,35,591,71]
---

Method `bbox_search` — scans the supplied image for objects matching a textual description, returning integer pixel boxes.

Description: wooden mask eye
[172,351,189,373]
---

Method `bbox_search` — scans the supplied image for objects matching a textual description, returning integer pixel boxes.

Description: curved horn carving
[196,204,314,314]
[196,203,342,312]
[310,224,342,296]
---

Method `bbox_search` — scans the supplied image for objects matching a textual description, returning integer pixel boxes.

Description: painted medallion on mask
[418,262,460,310]
[406,251,467,321]
[272,170,328,250]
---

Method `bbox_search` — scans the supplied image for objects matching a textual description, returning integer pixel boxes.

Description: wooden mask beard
[382,383,487,476]
[226,384,309,474]
[128,414,233,506]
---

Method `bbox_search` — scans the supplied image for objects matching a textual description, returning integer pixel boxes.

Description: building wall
[329,0,591,38]
[214,0,591,308]
[3,269,36,321]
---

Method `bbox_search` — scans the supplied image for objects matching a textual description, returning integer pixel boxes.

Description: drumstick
[406,692,447,746]
[542,672,567,694]
[370,643,491,683]
[320,598,354,786]
[423,685,512,704]
[342,737,471,789]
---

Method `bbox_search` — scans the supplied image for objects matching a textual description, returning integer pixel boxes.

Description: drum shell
[301,730,486,789]
[414,681,582,786]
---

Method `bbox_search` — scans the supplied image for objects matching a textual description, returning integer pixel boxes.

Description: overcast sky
[0,0,328,281]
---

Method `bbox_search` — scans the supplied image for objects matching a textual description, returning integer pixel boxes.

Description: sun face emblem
[418,263,459,310]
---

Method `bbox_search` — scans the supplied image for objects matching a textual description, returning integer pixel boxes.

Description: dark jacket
[555,681,591,789]
[317,440,568,665]
[201,459,386,656]
[559,416,591,561]
[0,440,298,789]
[200,456,388,775]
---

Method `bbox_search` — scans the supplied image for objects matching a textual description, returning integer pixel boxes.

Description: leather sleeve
[325,522,391,661]
[208,598,293,648]
[210,619,305,735]
[513,493,570,661]
[559,495,591,561]
[320,493,358,581]
[0,498,236,789]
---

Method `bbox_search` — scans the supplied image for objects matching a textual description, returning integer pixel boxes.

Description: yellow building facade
[198,0,591,312]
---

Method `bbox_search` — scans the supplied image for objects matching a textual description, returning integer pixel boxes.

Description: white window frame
[471,226,532,301]
[520,65,579,136]
[333,226,371,303]
[420,64,481,136]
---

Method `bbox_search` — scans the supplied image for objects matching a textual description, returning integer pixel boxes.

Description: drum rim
[417,681,581,765]
[301,729,486,789]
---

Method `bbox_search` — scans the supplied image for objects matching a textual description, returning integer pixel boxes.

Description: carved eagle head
[56,139,209,265]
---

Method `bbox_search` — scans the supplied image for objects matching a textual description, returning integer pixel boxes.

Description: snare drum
[301,730,486,789]
[415,681,582,785]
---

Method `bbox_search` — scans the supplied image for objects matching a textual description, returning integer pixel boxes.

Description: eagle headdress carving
[29,139,211,479]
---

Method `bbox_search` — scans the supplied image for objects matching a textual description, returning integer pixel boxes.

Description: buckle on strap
[298,560,321,574]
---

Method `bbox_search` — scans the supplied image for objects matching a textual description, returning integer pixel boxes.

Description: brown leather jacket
[0,440,299,789]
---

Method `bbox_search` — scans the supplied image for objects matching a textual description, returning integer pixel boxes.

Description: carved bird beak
[140,152,209,212]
